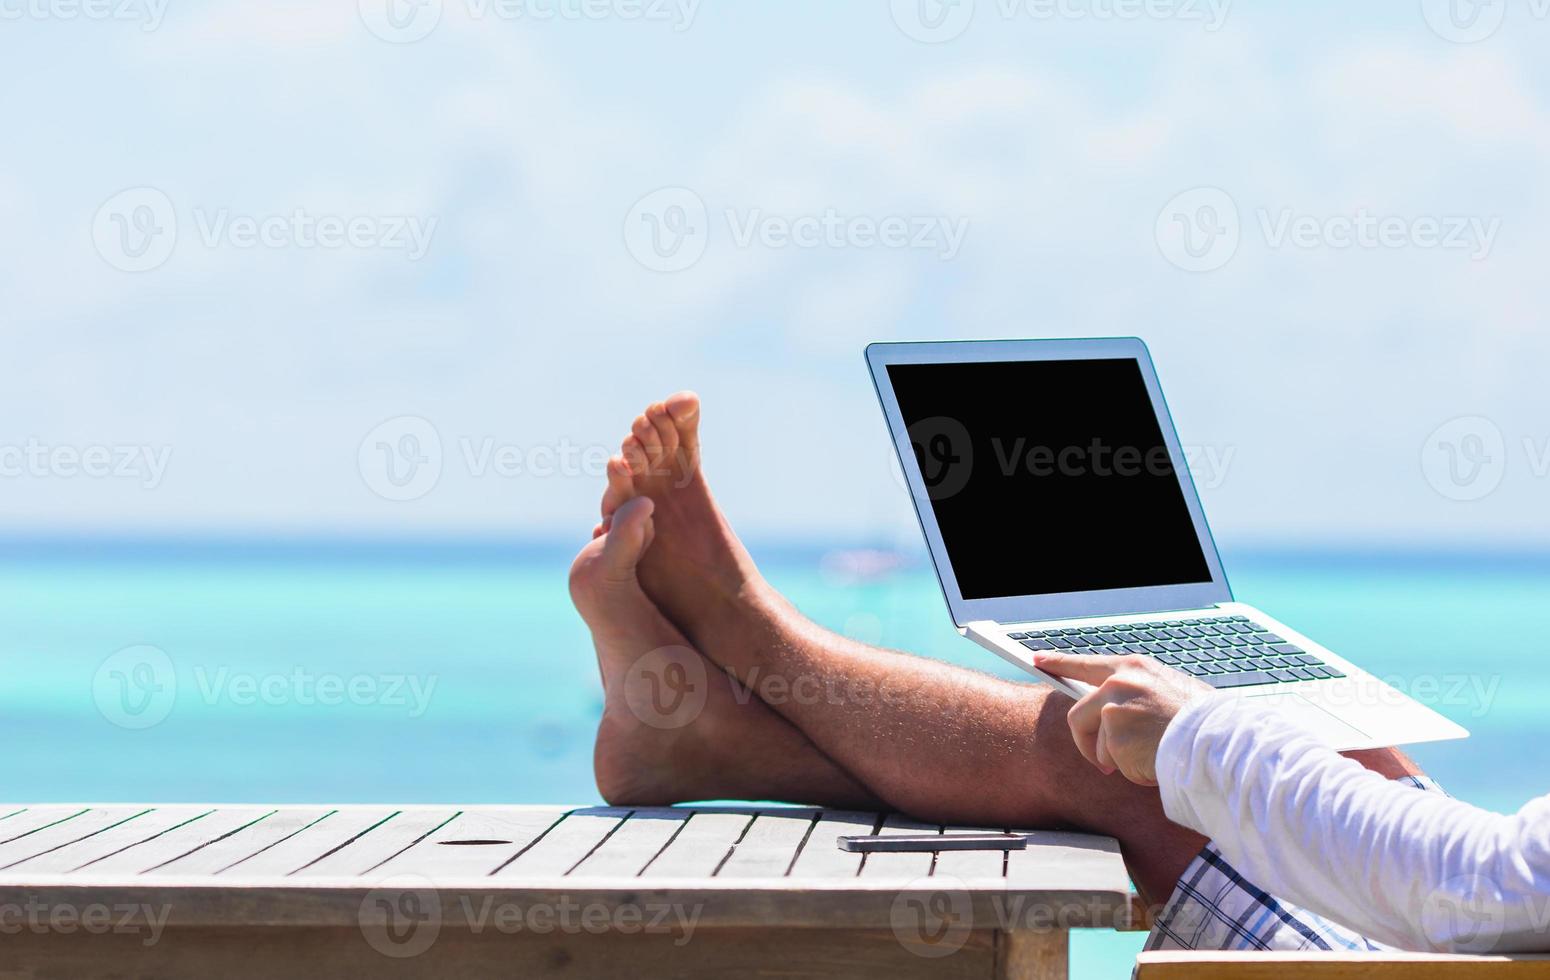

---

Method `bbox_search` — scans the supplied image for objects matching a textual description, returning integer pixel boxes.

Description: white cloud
[4,5,1549,545]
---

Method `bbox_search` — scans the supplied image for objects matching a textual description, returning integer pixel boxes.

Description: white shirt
[1156,695,1550,953]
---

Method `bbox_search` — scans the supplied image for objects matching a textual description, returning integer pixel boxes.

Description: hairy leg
[597,392,1429,904]
[570,496,879,810]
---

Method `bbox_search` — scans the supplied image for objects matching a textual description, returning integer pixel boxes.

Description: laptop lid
[866,338,1232,628]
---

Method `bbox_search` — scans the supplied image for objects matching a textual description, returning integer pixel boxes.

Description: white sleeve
[1156,695,1550,953]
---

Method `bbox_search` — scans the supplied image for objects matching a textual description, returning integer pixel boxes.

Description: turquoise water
[4,540,1546,977]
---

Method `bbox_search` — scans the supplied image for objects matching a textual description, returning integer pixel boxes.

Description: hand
[1032,652,1213,786]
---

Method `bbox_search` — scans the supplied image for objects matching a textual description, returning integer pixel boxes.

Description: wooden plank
[857,814,938,882]
[931,826,1009,885]
[786,810,879,878]
[1134,951,1550,980]
[0,807,24,823]
[494,808,627,878]
[150,809,324,876]
[12,807,212,874]
[291,809,457,878]
[370,808,567,880]
[570,808,689,878]
[219,808,398,877]
[640,810,754,878]
[0,925,1007,980]
[716,809,820,879]
[1003,829,1130,894]
[0,807,152,870]
[0,807,91,845]
[92,808,280,876]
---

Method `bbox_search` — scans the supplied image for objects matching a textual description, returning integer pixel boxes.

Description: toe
[600,496,656,582]
[631,415,663,472]
[646,402,680,463]
[621,436,649,477]
[601,455,635,518]
[664,391,701,454]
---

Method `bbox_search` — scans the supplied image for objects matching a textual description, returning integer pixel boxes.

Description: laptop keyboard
[1011,615,1346,689]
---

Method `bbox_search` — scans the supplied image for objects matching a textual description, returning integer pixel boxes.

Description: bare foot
[570,496,876,809]
[600,392,784,657]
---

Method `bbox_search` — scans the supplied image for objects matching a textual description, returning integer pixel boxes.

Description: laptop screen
[885,358,1212,601]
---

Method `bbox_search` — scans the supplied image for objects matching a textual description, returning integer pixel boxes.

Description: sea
[4,538,1545,977]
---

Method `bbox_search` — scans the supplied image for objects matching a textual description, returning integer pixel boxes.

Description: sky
[2,0,1548,550]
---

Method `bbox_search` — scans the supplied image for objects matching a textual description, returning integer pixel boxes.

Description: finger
[1064,688,1109,770]
[1032,651,1121,686]
[1094,705,1118,776]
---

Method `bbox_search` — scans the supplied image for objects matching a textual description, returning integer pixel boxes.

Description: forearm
[1157,697,1550,952]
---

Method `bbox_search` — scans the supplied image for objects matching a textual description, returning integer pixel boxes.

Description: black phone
[837,832,1028,853]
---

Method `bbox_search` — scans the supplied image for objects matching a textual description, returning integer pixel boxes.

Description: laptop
[867,337,1468,751]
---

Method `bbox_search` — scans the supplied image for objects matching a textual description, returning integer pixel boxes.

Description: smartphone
[837,832,1028,853]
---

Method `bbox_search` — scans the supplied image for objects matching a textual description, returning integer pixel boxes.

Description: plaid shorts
[1145,775,1442,952]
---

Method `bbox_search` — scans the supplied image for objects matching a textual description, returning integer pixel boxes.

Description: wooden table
[0,804,1138,979]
